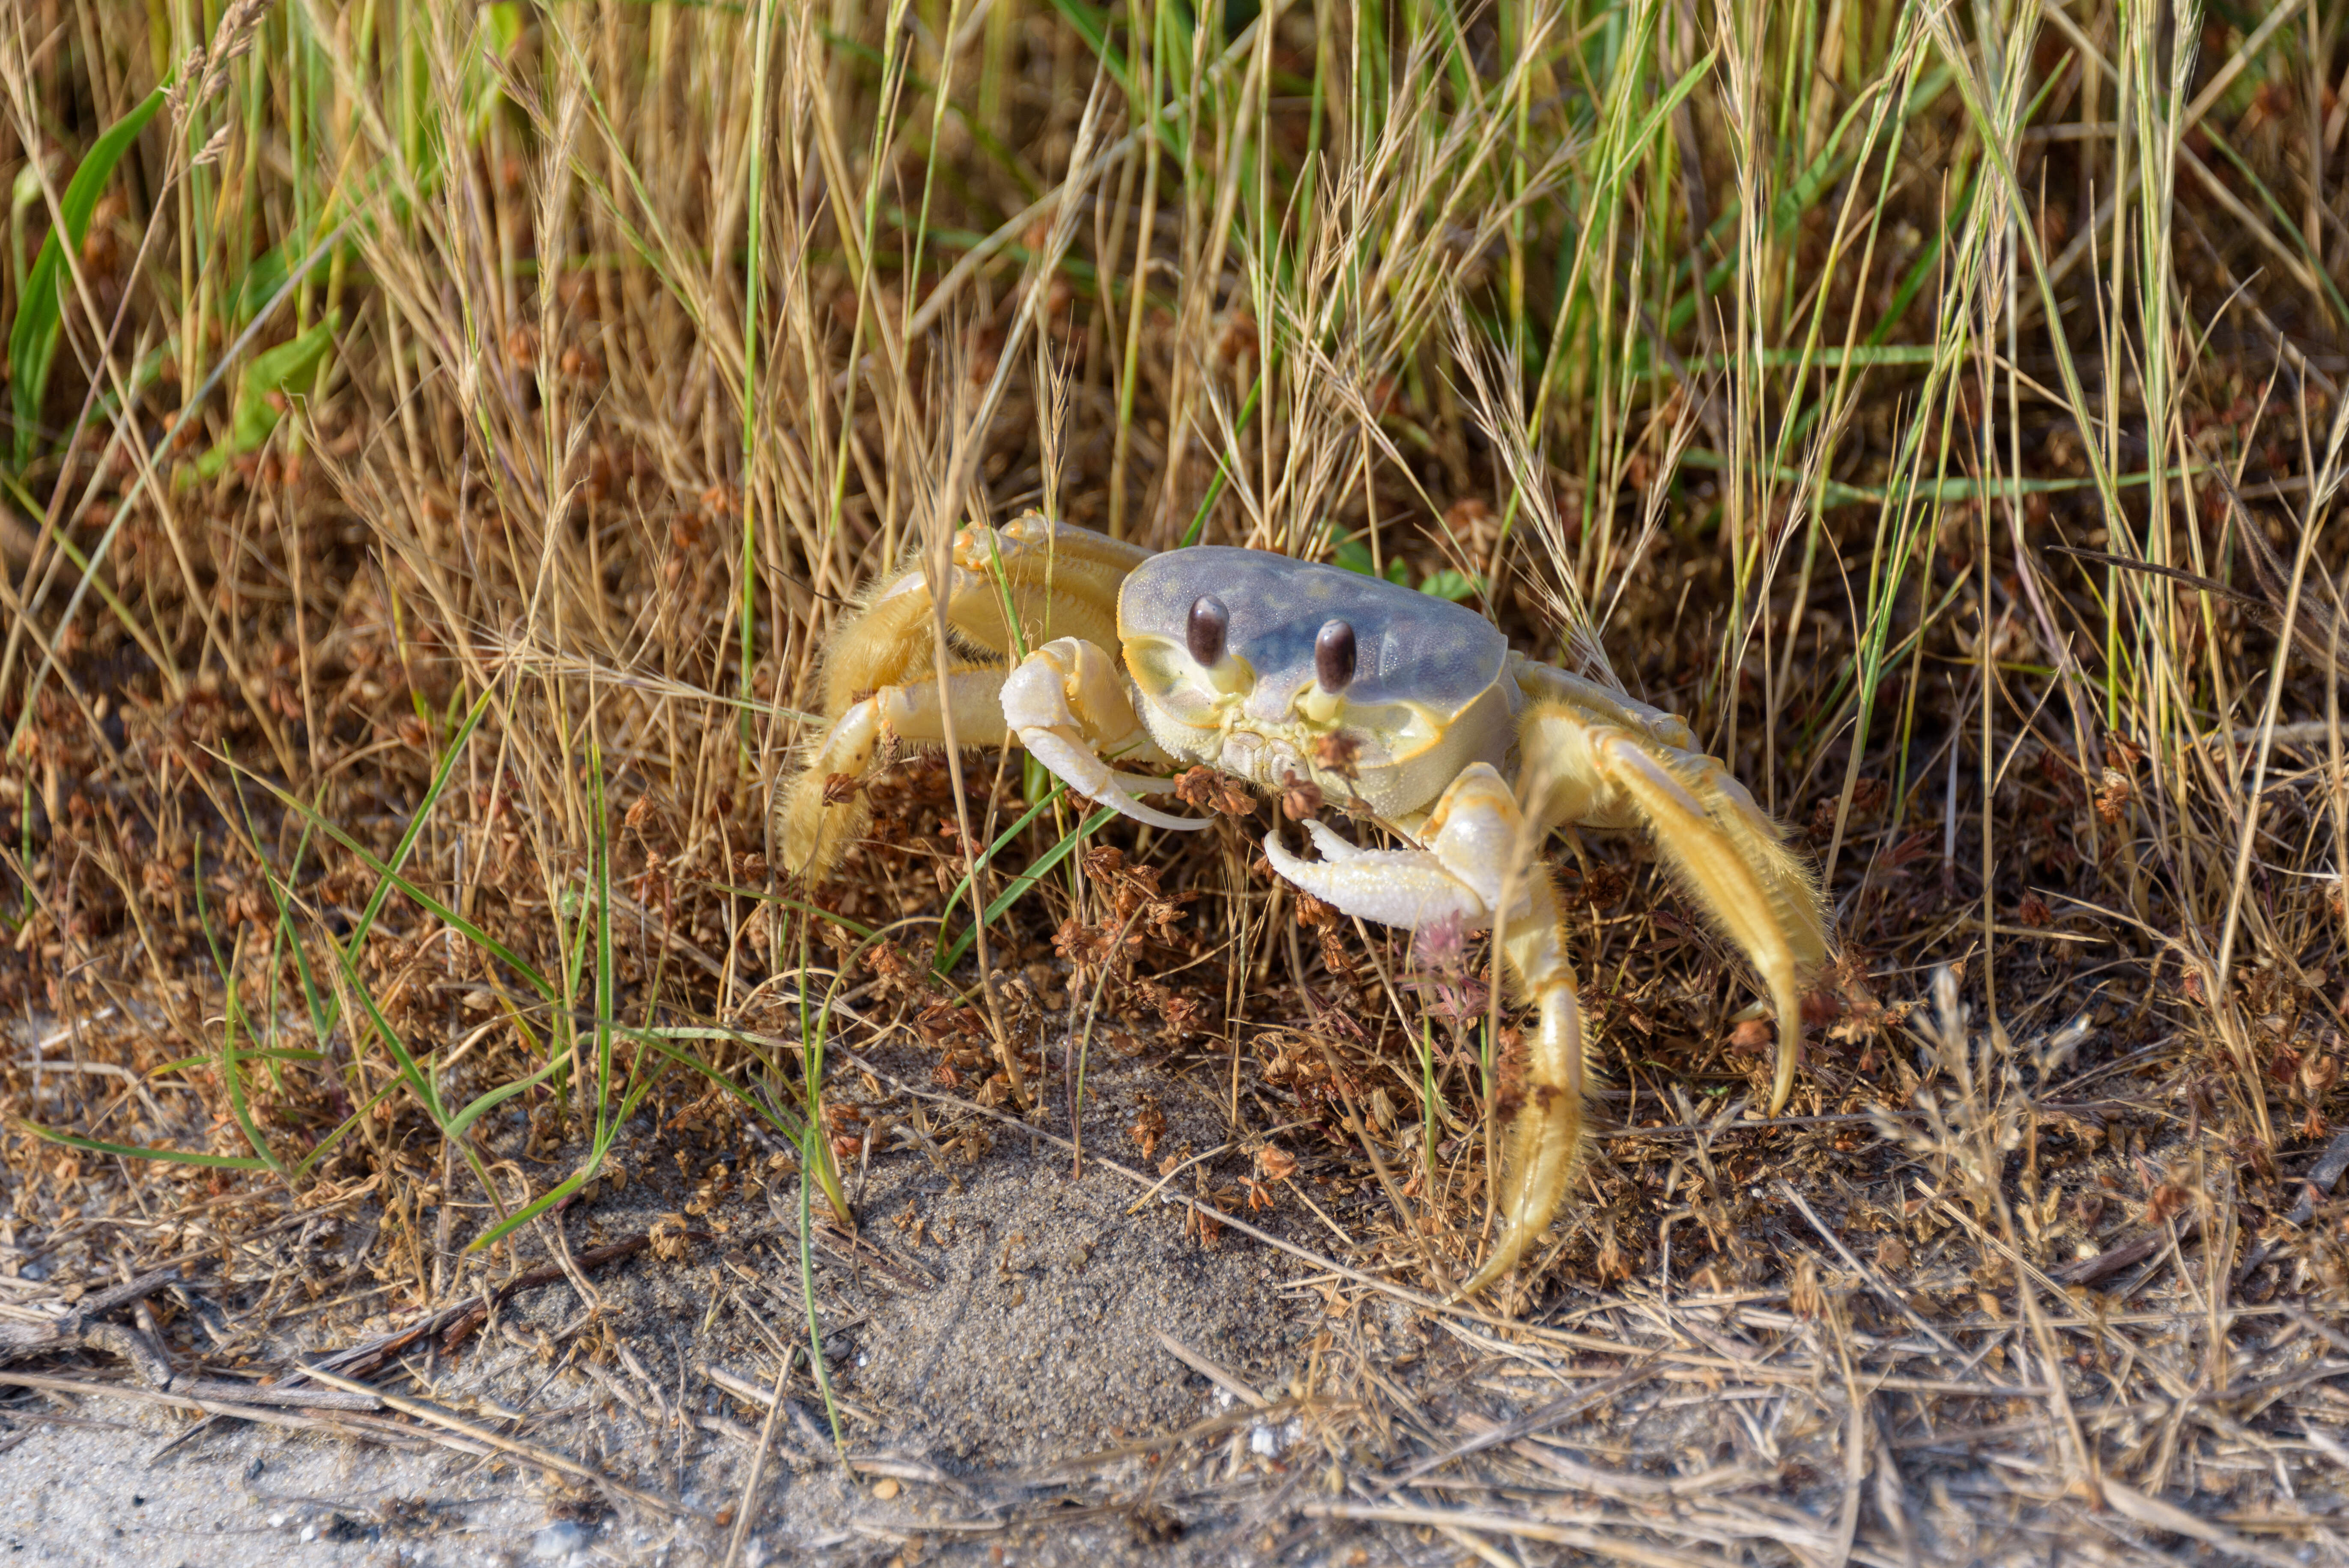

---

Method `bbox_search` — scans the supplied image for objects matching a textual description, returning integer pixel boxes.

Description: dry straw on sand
[3,0,2349,1562]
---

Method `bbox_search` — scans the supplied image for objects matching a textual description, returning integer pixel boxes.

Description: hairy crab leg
[1468,867,1586,1298]
[780,665,1012,875]
[1519,704,1827,1115]
[787,513,1144,879]
[1588,732,1821,1113]
[1262,765,1589,1298]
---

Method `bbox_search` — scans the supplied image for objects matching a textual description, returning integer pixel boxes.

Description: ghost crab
[780,513,1828,1296]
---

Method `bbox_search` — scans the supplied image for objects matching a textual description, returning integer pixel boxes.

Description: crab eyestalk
[1187,594,1248,694]
[1302,617,1355,722]
[1187,594,1227,664]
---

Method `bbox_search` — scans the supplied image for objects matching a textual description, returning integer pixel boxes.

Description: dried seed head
[2095,767,2132,824]
[192,122,233,169]
[1310,729,1361,781]
[1280,772,1324,822]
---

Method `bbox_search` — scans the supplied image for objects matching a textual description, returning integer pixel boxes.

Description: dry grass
[3,0,2348,1560]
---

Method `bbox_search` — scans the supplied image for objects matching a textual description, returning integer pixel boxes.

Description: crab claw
[1002,638,1210,834]
[1262,767,1538,931]
[1024,730,1205,832]
[1261,819,1492,932]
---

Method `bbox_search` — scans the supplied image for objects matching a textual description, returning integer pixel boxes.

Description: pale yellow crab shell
[1118,546,1518,821]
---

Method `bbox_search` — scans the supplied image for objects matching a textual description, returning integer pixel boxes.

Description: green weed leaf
[192,314,340,480]
[1418,569,1485,602]
[1330,532,1411,586]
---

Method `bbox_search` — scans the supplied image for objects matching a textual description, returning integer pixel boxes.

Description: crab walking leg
[1463,871,1586,1298]
[822,521,1138,713]
[1522,704,1826,1113]
[1000,638,1208,834]
[1263,765,1589,1297]
[1421,766,1587,1297]
[1600,740,1821,1114]
[1668,751,1830,1005]
[935,514,1146,665]
[780,665,1013,875]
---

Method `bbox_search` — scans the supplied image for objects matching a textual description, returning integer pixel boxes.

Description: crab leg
[781,514,1153,879]
[779,665,1015,874]
[1264,764,1587,1297]
[1481,865,1585,1297]
[1001,637,1207,833]
[1519,704,1827,1114]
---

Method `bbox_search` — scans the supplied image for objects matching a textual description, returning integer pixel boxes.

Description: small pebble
[531,1520,590,1560]
[872,1476,901,1501]
[1249,1418,1302,1458]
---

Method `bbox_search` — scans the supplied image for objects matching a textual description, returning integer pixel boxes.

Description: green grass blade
[611,1026,809,1142]
[799,1119,845,1451]
[10,86,166,469]
[146,1046,323,1077]
[1042,0,1132,101]
[290,1073,411,1179]
[238,682,506,966]
[227,783,335,1058]
[18,1124,275,1170]
[239,701,555,1006]
[467,1067,663,1253]
[591,746,616,1145]
[265,798,555,1003]
[189,835,289,1178]
[445,1051,574,1139]
[927,785,1066,970]
[469,1165,594,1253]
[322,926,446,1126]
[707,888,882,946]
[936,806,1116,975]
[1179,373,1262,547]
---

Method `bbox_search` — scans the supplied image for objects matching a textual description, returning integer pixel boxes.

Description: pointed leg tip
[1767,992,1804,1115]
[1454,1249,1520,1303]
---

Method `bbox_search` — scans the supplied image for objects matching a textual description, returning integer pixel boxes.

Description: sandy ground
[2,1045,1388,1566]
[1,1419,579,1566]
[14,1028,2337,1567]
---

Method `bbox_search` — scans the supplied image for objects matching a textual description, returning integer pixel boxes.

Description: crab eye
[1314,619,1356,692]
[1187,595,1229,666]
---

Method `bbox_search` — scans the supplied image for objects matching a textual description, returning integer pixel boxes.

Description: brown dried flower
[1280,772,1324,822]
